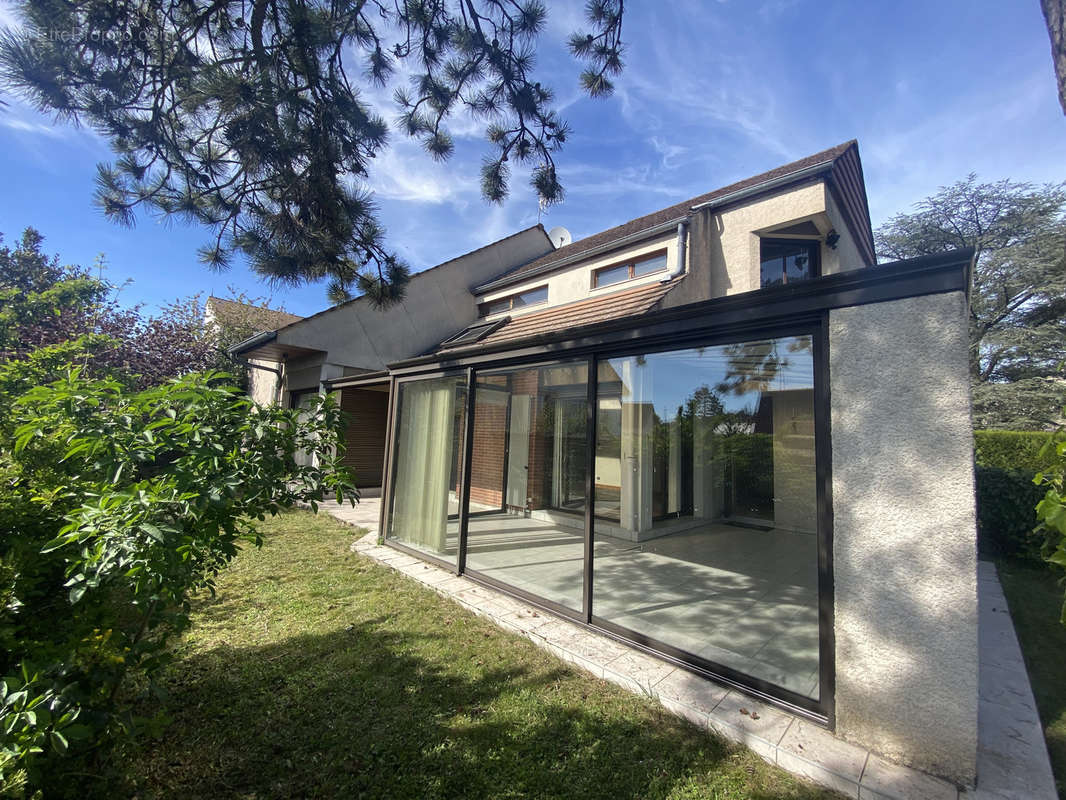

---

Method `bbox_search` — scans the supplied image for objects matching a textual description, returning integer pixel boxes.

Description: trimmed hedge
[975,466,1047,559]
[974,429,1056,472]
[973,430,1057,560]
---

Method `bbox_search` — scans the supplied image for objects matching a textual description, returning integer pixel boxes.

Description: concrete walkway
[318,502,1056,800]
[971,561,1057,799]
[316,495,381,536]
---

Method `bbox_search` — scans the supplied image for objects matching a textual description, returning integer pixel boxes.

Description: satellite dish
[547,226,572,248]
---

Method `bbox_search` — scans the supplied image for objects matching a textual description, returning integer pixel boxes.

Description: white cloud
[860,68,1066,226]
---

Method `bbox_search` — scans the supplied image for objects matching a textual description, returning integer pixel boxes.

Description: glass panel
[595,263,630,287]
[481,298,511,316]
[513,285,548,307]
[386,376,467,565]
[761,240,816,288]
[593,336,819,699]
[633,252,668,277]
[444,321,496,345]
[464,361,589,612]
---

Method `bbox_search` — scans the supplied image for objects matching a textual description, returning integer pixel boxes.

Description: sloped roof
[207,296,303,330]
[436,278,681,354]
[262,224,551,337]
[479,140,873,293]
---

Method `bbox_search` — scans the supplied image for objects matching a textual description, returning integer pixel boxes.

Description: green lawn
[97,509,838,800]
[995,559,1066,799]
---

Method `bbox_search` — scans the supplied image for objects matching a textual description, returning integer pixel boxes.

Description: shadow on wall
[830,292,978,783]
[97,618,831,800]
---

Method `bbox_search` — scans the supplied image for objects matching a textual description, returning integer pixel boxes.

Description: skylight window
[439,318,506,348]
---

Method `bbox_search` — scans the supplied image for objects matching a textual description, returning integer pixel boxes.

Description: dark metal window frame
[759,237,821,288]
[459,355,595,624]
[379,316,836,726]
[379,250,972,728]
[590,248,669,289]
[477,284,550,317]
[439,317,510,349]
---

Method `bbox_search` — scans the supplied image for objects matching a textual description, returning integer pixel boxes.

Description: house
[203,295,304,405]
[230,141,979,787]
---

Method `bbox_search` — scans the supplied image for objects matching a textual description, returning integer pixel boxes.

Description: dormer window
[760,239,820,288]
[478,284,548,317]
[592,250,668,289]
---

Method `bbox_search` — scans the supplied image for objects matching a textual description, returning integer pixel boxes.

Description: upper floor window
[478,284,549,317]
[760,239,819,288]
[592,250,669,289]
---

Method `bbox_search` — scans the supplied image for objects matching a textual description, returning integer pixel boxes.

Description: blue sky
[0,0,1063,317]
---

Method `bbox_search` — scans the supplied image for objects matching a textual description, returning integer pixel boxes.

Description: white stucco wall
[829,291,978,785]
[822,189,865,276]
[247,358,281,406]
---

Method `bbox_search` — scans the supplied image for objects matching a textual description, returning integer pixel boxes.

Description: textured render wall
[247,358,281,406]
[822,189,866,275]
[830,291,978,785]
[660,181,828,309]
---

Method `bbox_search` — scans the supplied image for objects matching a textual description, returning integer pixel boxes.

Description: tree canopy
[0,227,289,389]
[875,175,1066,430]
[0,0,625,305]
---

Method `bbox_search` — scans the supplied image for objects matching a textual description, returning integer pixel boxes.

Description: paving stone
[453,585,502,608]
[777,746,860,799]
[652,669,729,715]
[436,576,475,594]
[544,642,604,678]
[658,695,710,729]
[779,721,868,794]
[603,651,676,692]
[859,754,958,800]
[551,627,631,667]
[498,608,554,633]
[707,691,794,759]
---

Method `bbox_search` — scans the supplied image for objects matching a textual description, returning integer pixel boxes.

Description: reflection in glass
[760,240,817,287]
[385,376,467,564]
[592,336,820,699]
[464,362,588,612]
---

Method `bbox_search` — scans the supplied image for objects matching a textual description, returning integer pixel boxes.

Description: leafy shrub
[973,430,1060,560]
[0,368,353,792]
[1035,430,1066,620]
[974,429,1057,473]
[975,466,1047,559]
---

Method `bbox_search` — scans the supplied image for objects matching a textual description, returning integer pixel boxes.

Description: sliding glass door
[591,336,819,700]
[383,329,826,711]
[462,361,589,613]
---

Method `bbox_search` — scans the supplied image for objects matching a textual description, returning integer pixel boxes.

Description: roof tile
[439,279,680,353]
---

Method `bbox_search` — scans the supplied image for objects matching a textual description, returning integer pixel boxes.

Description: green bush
[975,465,1047,559]
[0,368,354,793]
[974,429,1057,473]
[1035,431,1066,621]
[973,430,1059,560]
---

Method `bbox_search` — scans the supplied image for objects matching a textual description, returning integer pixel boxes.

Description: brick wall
[469,392,507,508]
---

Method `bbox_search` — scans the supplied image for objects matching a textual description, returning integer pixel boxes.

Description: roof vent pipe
[663,218,689,282]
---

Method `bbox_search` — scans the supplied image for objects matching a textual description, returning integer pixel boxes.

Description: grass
[995,558,1066,799]
[95,509,839,800]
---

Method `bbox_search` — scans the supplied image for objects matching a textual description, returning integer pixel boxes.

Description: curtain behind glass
[388,378,460,561]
